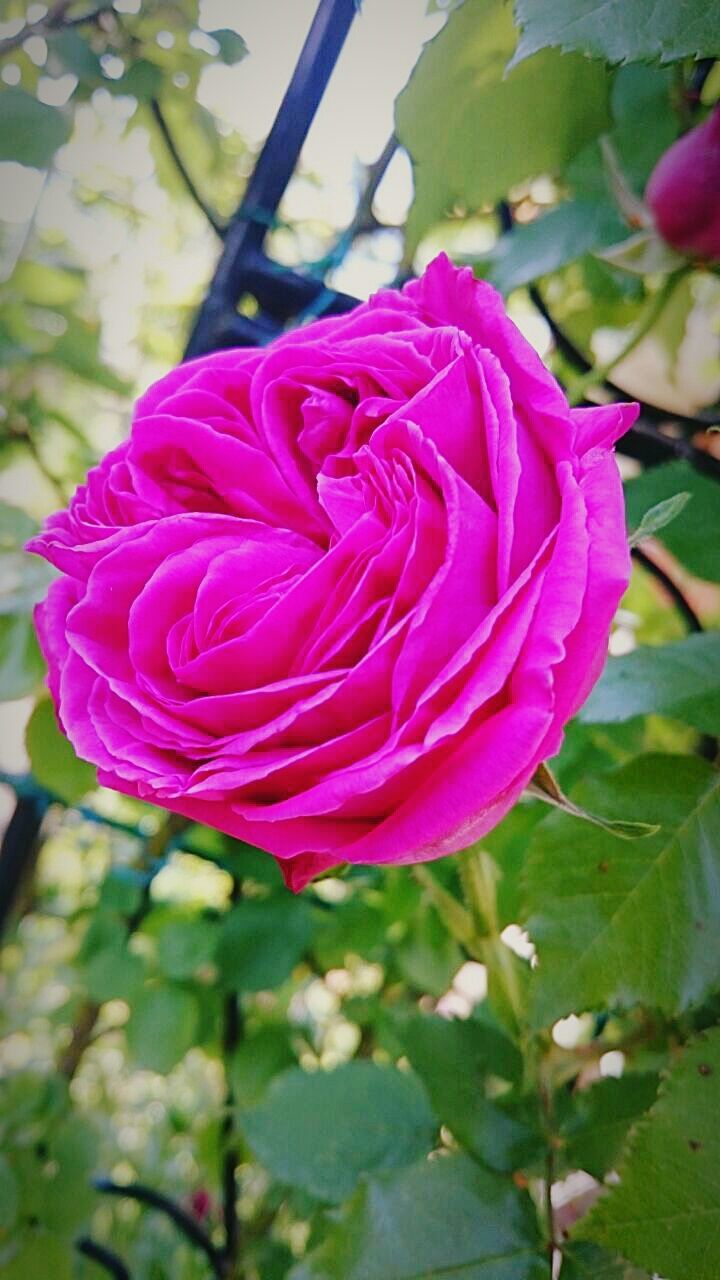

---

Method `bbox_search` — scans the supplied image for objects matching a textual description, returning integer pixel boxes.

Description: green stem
[567,267,689,406]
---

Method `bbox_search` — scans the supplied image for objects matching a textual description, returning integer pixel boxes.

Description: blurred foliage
[0,2,720,1279]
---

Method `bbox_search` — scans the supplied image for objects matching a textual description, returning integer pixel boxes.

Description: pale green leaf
[395,0,610,251]
[26,697,96,803]
[628,491,691,547]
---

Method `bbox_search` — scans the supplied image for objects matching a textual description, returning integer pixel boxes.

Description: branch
[75,1237,131,1280]
[149,99,227,239]
[93,1180,225,1277]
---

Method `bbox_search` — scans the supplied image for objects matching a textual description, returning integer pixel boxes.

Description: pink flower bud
[646,104,720,263]
[189,1188,212,1222]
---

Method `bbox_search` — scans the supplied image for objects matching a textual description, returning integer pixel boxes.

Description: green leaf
[156,913,219,981]
[483,201,625,295]
[578,1028,720,1280]
[209,29,248,64]
[395,0,610,251]
[580,633,720,736]
[511,0,720,68]
[596,228,685,276]
[562,1074,659,1180]
[0,614,45,701]
[2,1231,74,1280]
[395,901,465,995]
[399,1013,539,1171]
[51,29,104,81]
[524,755,720,1025]
[0,88,71,169]
[623,462,720,582]
[126,984,200,1073]
[80,914,145,1003]
[26,697,96,804]
[0,500,38,549]
[290,1153,546,1279]
[561,1243,650,1279]
[0,1153,20,1231]
[11,261,85,308]
[50,316,129,393]
[110,58,164,100]
[216,897,314,992]
[628,490,691,547]
[229,1026,295,1108]
[242,1062,436,1203]
[0,553,55,614]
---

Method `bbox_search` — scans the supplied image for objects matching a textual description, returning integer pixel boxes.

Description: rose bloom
[29,256,636,890]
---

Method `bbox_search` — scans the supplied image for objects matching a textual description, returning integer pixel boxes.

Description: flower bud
[646,104,720,262]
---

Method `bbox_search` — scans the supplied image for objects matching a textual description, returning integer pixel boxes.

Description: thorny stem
[567,268,689,405]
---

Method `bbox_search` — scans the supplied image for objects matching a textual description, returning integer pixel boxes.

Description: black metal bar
[93,1180,225,1277]
[0,788,50,939]
[76,1236,132,1280]
[185,0,357,358]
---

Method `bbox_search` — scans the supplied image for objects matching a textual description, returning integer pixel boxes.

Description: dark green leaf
[578,1028,720,1280]
[156,913,219,981]
[242,1062,436,1203]
[0,552,55,614]
[561,1243,650,1279]
[395,901,464,995]
[580,633,720,736]
[511,0,720,67]
[0,614,45,701]
[290,1153,546,1279]
[395,0,610,250]
[0,1153,20,1231]
[126,984,200,1073]
[209,29,248,64]
[562,1074,659,1180]
[229,1026,295,1108]
[483,201,625,295]
[216,897,314,992]
[623,462,720,582]
[524,755,720,1025]
[26,697,96,804]
[111,59,164,100]
[0,88,71,169]
[399,1013,538,1171]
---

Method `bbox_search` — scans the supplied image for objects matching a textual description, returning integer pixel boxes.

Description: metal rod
[185,0,357,358]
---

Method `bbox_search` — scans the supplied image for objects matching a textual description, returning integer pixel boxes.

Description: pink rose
[29,256,636,890]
